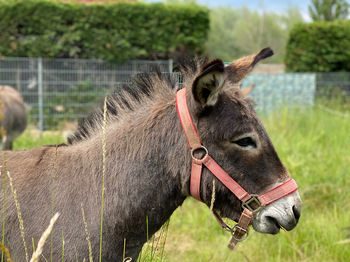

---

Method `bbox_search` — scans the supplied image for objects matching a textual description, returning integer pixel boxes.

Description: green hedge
[0,0,209,62]
[285,21,350,72]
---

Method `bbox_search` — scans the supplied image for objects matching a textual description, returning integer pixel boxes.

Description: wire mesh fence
[0,57,349,131]
[243,73,316,113]
[0,57,173,130]
[316,72,350,97]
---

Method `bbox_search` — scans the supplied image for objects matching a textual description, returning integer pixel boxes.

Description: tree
[309,0,349,21]
[165,0,197,4]
[205,6,243,61]
[205,6,304,63]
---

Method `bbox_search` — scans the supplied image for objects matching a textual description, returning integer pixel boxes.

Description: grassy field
[13,103,350,262]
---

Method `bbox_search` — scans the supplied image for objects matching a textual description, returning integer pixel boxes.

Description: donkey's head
[181,48,301,234]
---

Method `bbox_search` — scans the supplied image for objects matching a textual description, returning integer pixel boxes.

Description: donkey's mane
[67,65,186,145]
[67,57,254,145]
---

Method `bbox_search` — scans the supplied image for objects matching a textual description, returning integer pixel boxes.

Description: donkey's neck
[75,91,191,259]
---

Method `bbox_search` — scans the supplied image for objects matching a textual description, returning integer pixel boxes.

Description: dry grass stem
[0,242,14,262]
[1,152,7,262]
[61,230,64,262]
[50,144,58,261]
[209,180,215,211]
[81,204,93,262]
[336,239,350,245]
[30,212,60,262]
[0,98,7,143]
[7,171,29,262]
[99,97,107,261]
[123,238,126,261]
[41,254,48,262]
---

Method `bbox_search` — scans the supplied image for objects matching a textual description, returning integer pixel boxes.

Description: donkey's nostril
[292,205,301,221]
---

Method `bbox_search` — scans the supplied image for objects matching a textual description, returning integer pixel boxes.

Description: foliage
[309,0,349,21]
[285,21,350,72]
[205,6,243,61]
[205,6,304,63]
[0,0,209,62]
[164,0,197,4]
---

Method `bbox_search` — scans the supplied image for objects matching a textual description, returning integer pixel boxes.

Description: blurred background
[1,0,349,132]
[0,0,349,261]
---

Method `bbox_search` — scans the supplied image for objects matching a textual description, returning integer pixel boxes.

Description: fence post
[168,59,173,73]
[132,60,137,76]
[38,58,44,136]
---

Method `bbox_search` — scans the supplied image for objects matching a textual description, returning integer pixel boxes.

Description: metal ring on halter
[230,224,249,242]
[191,146,208,160]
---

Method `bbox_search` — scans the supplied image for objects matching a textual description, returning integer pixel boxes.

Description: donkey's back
[0,85,27,150]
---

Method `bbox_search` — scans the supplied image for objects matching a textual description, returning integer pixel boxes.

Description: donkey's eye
[232,137,257,148]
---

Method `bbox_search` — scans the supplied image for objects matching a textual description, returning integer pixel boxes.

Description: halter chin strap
[176,88,298,250]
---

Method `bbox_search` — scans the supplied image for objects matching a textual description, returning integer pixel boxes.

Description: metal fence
[1,57,349,131]
[243,73,316,113]
[0,57,173,130]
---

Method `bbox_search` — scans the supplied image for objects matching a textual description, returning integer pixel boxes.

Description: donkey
[0,85,27,150]
[0,48,301,261]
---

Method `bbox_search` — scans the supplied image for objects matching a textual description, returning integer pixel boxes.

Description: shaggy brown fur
[0,48,289,261]
[0,86,27,150]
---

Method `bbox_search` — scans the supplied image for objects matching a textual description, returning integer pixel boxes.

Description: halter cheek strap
[176,88,298,249]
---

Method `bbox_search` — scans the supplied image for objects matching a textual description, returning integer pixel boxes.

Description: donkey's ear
[226,47,273,83]
[192,59,225,107]
[241,84,255,96]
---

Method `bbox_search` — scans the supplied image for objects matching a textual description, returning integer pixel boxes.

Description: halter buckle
[230,224,249,242]
[242,194,263,214]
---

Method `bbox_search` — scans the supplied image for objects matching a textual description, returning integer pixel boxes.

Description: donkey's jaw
[252,190,302,234]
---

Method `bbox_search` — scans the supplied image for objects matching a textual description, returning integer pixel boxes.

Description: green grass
[12,103,350,261]
[13,129,64,150]
[163,104,350,262]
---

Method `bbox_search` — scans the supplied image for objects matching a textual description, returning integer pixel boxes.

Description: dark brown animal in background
[0,85,27,150]
[1,48,301,261]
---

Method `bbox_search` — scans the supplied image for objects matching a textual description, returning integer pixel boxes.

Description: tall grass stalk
[81,204,93,262]
[0,242,13,262]
[30,213,60,262]
[159,220,170,261]
[74,247,78,262]
[149,231,156,261]
[123,238,126,261]
[146,216,149,242]
[99,97,107,262]
[152,220,170,262]
[32,238,35,253]
[138,218,170,262]
[61,230,64,262]
[7,171,28,262]
[209,180,215,212]
[50,145,58,262]
[1,151,6,262]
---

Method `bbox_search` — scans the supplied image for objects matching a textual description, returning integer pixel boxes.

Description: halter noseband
[176,88,298,249]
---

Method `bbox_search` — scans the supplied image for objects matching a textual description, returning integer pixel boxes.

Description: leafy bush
[285,21,350,72]
[0,0,209,62]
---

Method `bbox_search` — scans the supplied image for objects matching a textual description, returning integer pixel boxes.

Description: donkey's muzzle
[252,190,302,234]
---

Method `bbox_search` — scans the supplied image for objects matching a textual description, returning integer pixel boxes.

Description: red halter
[176,88,298,249]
